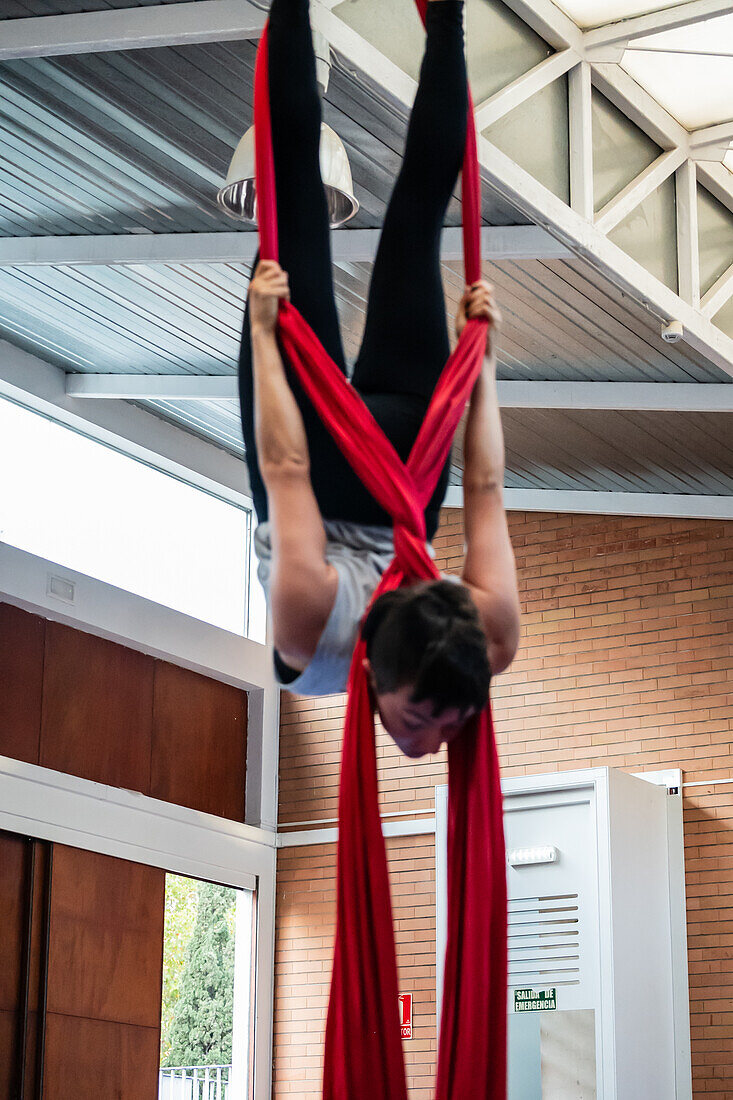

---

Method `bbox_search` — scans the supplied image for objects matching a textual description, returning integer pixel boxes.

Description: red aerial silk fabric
[253,5,507,1096]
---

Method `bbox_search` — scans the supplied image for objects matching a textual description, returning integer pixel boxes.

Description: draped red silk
[254,6,507,1096]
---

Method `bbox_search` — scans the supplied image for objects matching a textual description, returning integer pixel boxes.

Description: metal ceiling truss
[314,0,733,378]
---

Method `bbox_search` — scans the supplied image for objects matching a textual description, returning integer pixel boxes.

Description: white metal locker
[436,767,692,1100]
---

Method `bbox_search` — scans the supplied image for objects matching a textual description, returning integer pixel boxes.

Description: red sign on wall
[398,993,413,1040]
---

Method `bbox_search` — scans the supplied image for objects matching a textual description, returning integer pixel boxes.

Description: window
[160,874,255,1100]
[0,397,266,640]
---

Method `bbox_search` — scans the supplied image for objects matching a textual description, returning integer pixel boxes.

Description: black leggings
[238,0,467,541]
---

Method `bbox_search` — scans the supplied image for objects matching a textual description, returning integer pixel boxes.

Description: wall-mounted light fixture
[507,846,559,867]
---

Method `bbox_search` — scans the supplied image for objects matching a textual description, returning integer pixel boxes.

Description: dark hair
[361,580,490,716]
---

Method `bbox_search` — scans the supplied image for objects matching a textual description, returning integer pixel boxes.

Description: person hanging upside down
[238,0,520,757]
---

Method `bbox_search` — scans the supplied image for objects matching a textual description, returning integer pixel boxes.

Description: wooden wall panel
[0,603,44,765]
[0,833,26,1014]
[0,1009,18,1100]
[4,607,250,816]
[40,623,154,793]
[18,1012,40,1100]
[47,846,165,1028]
[151,661,248,820]
[43,1014,160,1100]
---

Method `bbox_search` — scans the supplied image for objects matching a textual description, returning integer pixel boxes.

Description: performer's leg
[353,0,467,400]
[238,0,347,523]
[352,0,468,538]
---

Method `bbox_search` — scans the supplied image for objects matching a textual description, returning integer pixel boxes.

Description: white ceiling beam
[496,380,733,412]
[313,5,419,105]
[594,147,686,234]
[0,233,261,268]
[0,0,267,60]
[624,46,733,56]
[690,143,732,164]
[0,341,250,503]
[491,0,584,52]
[701,263,733,320]
[676,161,701,308]
[697,161,733,218]
[67,375,733,413]
[68,375,239,400]
[327,8,733,222]
[471,225,571,260]
[0,226,569,267]
[690,121,733,149]
[689,121,733,163]
[474,50,577,131]
[583,0,733,50]
[444,485,733,520]
[623,46,733,57]
[568,62,594,221]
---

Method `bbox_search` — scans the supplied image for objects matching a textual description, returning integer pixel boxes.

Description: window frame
[0,753,276,1100]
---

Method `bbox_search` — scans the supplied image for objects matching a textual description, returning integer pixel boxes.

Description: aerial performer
[239,0,521,757]
[241,0,514,1094]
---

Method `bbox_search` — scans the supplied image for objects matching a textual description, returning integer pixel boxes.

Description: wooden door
[0,832,50,1100]
[0,831,28,1099]
[0,838,166,1100]
[42,845,166,1100]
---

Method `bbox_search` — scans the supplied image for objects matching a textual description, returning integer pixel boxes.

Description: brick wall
[275,839,437,1097]
[274,511,733,1097]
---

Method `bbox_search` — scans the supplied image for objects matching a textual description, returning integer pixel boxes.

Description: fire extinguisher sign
[398,994,413,1039]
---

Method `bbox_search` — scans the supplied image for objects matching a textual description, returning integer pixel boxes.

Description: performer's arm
[456,284,521,675]
[250,262,338,668]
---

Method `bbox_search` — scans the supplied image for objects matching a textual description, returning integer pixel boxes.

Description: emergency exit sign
[398,994,413,1039]
[514,987,557,1012]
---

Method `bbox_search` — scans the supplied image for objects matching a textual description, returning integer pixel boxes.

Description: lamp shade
[217,122,359,227]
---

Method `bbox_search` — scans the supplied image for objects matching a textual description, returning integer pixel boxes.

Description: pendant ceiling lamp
[217,30,359,228]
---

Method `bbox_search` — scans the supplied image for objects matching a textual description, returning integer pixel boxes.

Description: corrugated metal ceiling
[0,252,725,381]
[0,41,522,236]
[452,407,733,494]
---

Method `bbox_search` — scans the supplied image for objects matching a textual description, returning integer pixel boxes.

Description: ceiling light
[217,30,359,228]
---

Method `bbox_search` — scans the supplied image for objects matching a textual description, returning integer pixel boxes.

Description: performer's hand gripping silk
[239,0,521,756]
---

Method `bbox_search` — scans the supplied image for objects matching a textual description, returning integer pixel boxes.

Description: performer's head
[361,580,490,758]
